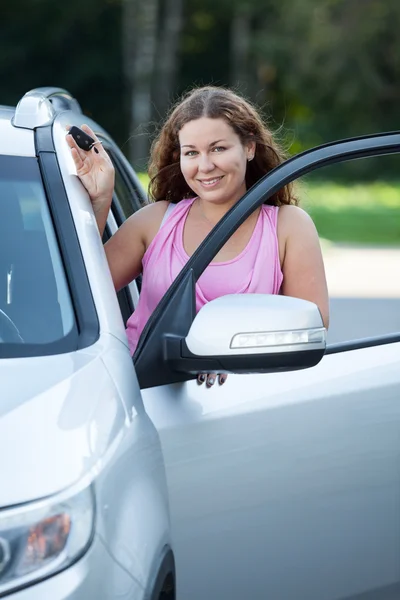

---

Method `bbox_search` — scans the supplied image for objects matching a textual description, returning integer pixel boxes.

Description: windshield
[0,155,76,352]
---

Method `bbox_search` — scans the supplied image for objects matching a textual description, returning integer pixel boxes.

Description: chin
[197,185,230,201]
[200,192,228,204]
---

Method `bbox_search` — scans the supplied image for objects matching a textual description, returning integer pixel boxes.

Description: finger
[206,374,216,388]
[65,132,78,150]
[197,374,206,385]
[70,147,84,170]
[81,123,97,139]
[218,374,227,385]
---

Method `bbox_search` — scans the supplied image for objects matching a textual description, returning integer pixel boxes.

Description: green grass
[301,182,400,246]
[137,173,400,246]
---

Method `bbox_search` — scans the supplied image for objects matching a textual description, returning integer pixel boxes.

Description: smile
[198,176,224,188]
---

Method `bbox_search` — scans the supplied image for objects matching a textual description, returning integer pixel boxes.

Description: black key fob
[68,126,95,151]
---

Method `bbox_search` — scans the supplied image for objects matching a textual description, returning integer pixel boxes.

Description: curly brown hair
[148,86,297,206]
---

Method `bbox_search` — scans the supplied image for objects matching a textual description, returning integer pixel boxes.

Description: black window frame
[102,222,134,327]
[103,142,147,220]
[102,140,145,299]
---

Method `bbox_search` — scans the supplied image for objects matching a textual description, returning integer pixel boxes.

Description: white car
[1,87,399,600]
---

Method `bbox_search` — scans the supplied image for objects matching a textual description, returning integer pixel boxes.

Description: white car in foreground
[1,87,399,600]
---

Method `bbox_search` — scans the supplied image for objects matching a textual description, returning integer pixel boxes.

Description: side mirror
[165,294,326,375]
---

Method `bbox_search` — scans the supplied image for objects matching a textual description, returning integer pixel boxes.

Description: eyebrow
[181,139,227,149]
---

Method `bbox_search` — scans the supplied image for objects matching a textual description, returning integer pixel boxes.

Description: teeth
[201,177,221,186]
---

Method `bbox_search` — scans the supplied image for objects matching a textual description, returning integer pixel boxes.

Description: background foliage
[1,0,400,245]
[2,0,399,170]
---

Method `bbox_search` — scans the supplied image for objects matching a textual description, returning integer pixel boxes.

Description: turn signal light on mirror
[230,328,326,349]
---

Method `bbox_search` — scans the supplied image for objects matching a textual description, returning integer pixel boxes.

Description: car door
[109,133,400,600]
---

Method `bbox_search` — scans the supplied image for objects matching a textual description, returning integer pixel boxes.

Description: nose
[197,152,215,173]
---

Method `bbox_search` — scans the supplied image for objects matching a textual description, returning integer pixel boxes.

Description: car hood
[0,343,127,507]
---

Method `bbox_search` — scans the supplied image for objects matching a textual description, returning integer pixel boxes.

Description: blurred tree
[153,0,184,118]
[0,0,125,143]
[179,0,400,176]
[179,0,231,92]
[230,1,252,92]
[122,0,184,168]
[1,0,399,177]
[123,0,159,169]
[250,0,400,149]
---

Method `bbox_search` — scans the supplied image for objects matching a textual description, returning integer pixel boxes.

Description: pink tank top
[126,198,283,354]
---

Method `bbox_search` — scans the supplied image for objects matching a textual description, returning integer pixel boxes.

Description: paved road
[321,245,400,344]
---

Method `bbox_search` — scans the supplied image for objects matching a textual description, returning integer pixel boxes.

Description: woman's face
[179,117,255,206]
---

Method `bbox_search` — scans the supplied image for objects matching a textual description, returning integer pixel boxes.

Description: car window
[296,154,400,345]
[0,156,76,349]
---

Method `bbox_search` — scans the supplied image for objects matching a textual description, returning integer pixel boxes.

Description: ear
[246,139,256,161]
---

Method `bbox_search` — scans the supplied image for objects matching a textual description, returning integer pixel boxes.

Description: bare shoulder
[136,200,171,245]
[131,200,170,225]
[276,204,319,265]
[277,205,329,329]
[278,204,316,235]
[107,200,170,250]
[122,200,170,242]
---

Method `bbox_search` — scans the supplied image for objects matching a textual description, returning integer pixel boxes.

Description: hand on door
[197,373,227,388]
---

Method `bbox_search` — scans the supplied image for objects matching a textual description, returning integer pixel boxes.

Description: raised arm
[66,124,169,292]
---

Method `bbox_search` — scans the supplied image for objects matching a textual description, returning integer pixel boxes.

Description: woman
[66,86,329,386]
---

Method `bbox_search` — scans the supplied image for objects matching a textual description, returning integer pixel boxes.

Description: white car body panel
[0,329,172,595]
[0,113,36,156]
[0,337,126,506]
[142,342,400,600]
[93,336,172,590]
[0,102,174,597]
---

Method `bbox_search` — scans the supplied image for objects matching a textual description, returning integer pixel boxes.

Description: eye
[212,146,226,153]
[183,150,198,157]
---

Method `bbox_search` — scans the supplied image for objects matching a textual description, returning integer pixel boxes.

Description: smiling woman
[66,85,329,387]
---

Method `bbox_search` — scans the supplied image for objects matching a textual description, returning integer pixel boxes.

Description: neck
[197,189,246,225]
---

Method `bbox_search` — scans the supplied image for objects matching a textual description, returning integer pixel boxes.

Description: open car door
[132,132,400,600]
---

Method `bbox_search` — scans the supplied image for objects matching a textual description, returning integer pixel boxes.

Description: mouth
[197,176,224,188]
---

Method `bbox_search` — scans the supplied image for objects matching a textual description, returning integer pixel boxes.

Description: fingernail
[94,147,99,154]
[198,374,206,384]
[219,376,226,385]
[207,377,215,387]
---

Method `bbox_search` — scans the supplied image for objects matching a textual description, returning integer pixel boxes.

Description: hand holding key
[66,124,115,211]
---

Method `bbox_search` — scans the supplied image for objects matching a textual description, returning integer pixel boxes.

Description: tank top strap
[159,202,178,228]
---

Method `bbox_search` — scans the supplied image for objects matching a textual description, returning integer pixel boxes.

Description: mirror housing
[165,294,326,375]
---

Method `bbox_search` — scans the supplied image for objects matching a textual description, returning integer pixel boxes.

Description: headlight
[0,484,95,594]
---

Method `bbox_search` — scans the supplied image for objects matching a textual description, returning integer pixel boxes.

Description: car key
[68,126,99,153]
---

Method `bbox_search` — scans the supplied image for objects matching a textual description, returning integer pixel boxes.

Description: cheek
[224,156,247,181]
[180,159,199,186]
[220,149,246,174]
